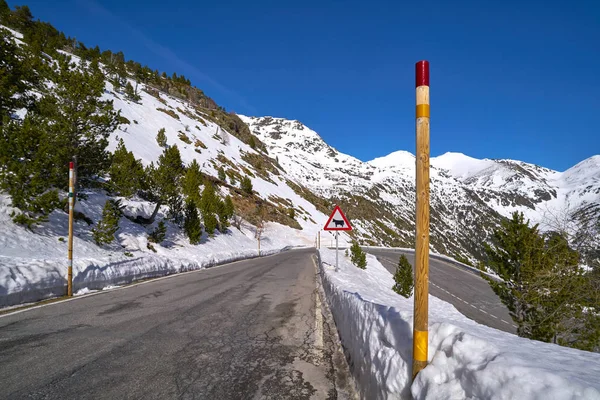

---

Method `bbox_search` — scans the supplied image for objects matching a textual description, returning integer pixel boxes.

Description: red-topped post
[413,60,430,380]
[67,161,75,297]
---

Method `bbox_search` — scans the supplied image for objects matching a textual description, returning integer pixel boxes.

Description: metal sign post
[335,232,339,271]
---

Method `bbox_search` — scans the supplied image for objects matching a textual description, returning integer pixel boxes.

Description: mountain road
[0,248,355,400]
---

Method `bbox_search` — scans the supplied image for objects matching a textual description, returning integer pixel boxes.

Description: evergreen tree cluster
[483,211,600,351]
[0,1,220,113]
[109,139,145,197]
[0,2,249,247]
[1,27,119,224]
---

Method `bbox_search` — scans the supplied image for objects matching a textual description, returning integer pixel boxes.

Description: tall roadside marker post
[67,160,75,297]
[413,60,431,379]
[323,205,352,271]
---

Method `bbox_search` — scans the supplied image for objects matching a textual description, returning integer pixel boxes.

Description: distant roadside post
[323,205,352,271]
[413,60,431,379]
[67,160,76,297]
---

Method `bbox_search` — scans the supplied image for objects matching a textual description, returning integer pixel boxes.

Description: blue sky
[10,0,600,171]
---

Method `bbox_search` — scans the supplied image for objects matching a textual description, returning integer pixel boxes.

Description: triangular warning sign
[323,205,352,231]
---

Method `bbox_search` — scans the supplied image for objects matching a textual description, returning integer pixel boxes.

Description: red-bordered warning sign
[323,205,352,231]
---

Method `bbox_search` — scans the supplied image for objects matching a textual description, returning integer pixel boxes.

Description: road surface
[0,248,355,400]
[365,249,516,334]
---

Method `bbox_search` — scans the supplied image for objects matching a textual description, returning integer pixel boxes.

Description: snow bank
[0,193,311,308]
[317,248,600,400]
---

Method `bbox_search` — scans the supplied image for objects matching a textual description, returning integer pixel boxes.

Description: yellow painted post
[412,60,430,380]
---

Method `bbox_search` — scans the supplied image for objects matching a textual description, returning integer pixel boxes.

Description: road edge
[313,251,359,400]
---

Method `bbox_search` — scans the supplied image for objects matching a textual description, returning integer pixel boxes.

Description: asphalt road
[0,248,355,400]
[365,249,517,334]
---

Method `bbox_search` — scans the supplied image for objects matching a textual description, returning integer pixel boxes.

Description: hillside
[1,1,599,285]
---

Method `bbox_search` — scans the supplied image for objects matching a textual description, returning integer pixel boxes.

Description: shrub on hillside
[92,199,123,245]
[392,254,414,297]
[156,128,167,148]
[241,176,253,195]
[350,241,367,269]
[148,220,167,244]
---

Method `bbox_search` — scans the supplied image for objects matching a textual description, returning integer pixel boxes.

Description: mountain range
[241,115,600,262]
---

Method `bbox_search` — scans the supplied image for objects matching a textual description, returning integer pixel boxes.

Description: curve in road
[365,249,517,334]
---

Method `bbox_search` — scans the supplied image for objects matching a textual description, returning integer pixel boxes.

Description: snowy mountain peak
[561,155,600,186]
[367,150,415,170]
[238,115,323,144]
[430,152,494,180]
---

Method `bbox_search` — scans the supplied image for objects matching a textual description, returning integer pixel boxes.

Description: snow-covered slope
[241,115,600,261]
[0,28,354,306]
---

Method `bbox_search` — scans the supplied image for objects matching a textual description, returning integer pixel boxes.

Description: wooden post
[67,160,75,297]
[318,231,321,249]
[412,60,430,380]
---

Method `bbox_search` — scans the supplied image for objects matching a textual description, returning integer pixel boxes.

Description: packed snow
[318,248,600,400]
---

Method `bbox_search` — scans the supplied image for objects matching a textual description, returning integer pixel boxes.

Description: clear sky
[10,0,600,171]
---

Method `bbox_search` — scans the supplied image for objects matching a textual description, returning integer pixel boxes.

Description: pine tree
[183,199,202,244]
[148,220,167,244]
[288,208,296,219]
[9,5,33,33]
[166,192,184,225]
[92,199,122,245]
[0,28,38,121]
[248,135,256,149]
[217,167,226,182]
[199,180,218,235]
[182,159,202,206]
[145,144,184,224]
[483,211,599,349]
[109,139,145,197]
[350,241,367,269]
[483,212,548,338]
[0,115,60,217]
[156,128,167,148]
[204,212,218,236]
[0,1,10,23]
[392,255,414,297]
[224,195,234,219]
[241,176,253,195]
[216,198,230,233]
[39,55,119,188]
[124,81,140,102]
